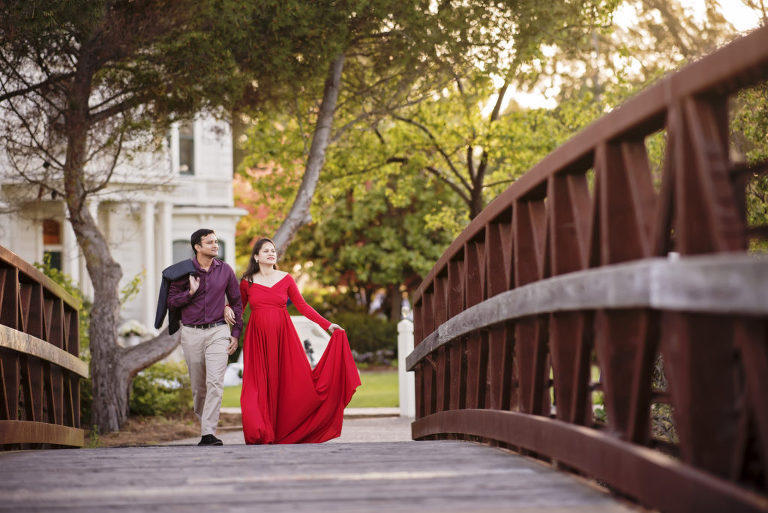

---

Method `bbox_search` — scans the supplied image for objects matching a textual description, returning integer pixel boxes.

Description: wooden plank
[594,310,654,442]
[660,313,739,479]
[407,253,768,370]
[413,410,768,513]
[549,311,591,425]
[677,96,744,254]
[0,420,84,446]
[0,349,19,421]
[0,325,88,378]
[0,267,17,329]
[0,440,637,512]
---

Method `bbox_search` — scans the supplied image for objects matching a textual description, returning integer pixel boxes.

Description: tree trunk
[272,52,345,256]
[388,285,402,322]
[469,185,484,219]
[63,67,182,433]
[62,67,126,432]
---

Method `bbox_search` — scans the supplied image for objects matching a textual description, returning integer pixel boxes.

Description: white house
[0,116,247,338]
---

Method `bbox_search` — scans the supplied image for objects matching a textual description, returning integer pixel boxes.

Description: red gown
[239,274,360,444]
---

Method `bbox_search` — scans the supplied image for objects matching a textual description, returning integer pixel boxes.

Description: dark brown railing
[0,245,87,448]
[407,26,768,513]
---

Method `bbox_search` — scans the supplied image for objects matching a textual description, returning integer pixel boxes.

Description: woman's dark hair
[242,237,278,281]
[190,228,215,255]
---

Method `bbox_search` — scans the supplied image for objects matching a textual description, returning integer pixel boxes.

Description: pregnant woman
[238,237,360,444]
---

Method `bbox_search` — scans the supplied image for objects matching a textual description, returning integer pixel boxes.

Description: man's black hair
[190,229,215,255]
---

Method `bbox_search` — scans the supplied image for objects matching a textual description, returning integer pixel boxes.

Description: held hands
[328,323,343,334]
[224,305,235,326]
[188,275,200,296]
[224,306,238,353]
[227,336,238,355]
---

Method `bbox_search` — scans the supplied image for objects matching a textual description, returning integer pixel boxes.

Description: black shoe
[198,434,223,446]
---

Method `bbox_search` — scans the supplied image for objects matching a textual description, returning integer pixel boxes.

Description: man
[168,229,242,446]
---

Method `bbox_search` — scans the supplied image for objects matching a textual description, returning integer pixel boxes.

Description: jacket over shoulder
[155,259,196,334]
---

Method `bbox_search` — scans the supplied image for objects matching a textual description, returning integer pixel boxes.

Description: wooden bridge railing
[407,25,768,513]
[0,245,87,448]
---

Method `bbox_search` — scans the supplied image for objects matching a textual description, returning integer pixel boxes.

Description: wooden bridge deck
[0,439,637,512]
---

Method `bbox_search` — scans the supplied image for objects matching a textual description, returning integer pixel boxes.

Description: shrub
[129,361,192,417]
[335,311,397,365]
[292,287,361,318]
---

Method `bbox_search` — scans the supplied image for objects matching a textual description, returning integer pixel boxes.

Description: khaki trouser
[180,324,230,436]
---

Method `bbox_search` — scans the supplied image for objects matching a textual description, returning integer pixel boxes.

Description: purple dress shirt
[167,257,243,339]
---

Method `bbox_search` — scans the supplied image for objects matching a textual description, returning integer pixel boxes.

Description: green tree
[295,166,462,320]
[240,0,620,256]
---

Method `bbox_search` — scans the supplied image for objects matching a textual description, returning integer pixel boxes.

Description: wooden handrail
[407,253,768,371]
[409,25,768,513]
[0,245,85,448]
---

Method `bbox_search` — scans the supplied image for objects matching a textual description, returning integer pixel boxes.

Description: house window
[173,240,193,263]
[178,121,194,175]
[173,238,226,263]
[43,219,62,271]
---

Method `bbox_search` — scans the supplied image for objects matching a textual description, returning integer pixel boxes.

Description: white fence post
[397,319,415,418]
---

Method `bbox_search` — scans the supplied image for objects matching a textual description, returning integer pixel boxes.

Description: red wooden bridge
[407,24,768,513]
[2,24,768,513]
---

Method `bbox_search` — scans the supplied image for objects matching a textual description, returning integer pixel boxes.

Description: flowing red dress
[239,274,360,444]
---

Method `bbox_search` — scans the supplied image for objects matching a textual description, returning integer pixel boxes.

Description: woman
[238,238,360,444]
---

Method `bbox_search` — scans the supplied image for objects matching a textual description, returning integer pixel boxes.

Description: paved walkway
[171,409,411,445]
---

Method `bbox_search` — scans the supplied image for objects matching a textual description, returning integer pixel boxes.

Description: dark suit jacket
[154,259,196,335]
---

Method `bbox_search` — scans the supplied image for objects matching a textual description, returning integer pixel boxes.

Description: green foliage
[346,371,399,408]
[592,391,607,423]
[120,270,145,306]
[335,311,397,357]
[233,0,620,244]
[731,82,768,252]
[33,254,90,352]
[129,361,193,417]
[79,352,94,426]
[287,287,361,319]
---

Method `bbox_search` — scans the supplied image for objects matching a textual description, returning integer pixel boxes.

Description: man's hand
[189,275,200,296]
[224,305,235,326]
[227,336,238,355]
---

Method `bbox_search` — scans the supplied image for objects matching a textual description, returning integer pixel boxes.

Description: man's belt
[183,320,227,329]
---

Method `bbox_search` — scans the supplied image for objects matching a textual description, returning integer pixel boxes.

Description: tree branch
[475,80,509,188]
[0,71,73,103]
[89,96,141,124]
[425,165,471,205]
[390,113,472,192]
[120,328,181,376]
[86,126,126,194]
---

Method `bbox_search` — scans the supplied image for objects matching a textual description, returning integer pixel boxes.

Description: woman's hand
[328,323,343,333]
[224,305,235,326]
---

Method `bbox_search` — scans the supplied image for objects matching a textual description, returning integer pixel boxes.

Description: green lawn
[221,370,398,409]
[347,370,398,408]
[222,385,241,408]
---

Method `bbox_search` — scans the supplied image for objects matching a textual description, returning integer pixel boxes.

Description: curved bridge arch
[408,25,768,513]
